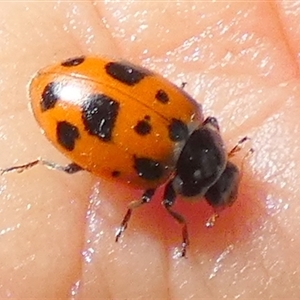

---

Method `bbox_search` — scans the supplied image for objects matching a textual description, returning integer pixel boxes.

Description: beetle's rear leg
[1,159,83,175]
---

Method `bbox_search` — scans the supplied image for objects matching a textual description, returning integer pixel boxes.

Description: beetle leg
[205,212,220,228]
[115,188,155,242]
[162,181,189,258]
[180,82,187,89]
[1,159,82,175]
[228,136,253,157]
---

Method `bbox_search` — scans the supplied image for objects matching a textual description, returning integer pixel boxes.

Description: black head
[172,117,227,198]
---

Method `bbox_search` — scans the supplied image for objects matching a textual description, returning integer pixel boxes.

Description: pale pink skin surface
[0,2,299,299]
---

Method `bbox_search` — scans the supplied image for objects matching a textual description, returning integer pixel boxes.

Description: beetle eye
[204,161,240,208]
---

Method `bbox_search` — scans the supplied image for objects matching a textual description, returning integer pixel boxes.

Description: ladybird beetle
[1,56,250,257]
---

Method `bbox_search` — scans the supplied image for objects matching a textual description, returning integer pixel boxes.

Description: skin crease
[0,0,300,299]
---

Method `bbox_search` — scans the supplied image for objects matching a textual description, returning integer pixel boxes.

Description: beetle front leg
[115,188,156,242]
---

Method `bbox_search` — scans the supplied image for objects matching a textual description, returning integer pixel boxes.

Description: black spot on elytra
[155,89,169,104]
[61,56,85,67]
[82,94,120,142]
[134,118,152,136]
[111,170,121,177]
[56,121,80,151]
[133,156,164,181]
[105,61,150,86]
[168,118,189,142]
[41,82,61,112]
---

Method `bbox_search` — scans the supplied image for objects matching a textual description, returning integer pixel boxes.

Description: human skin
[0,1,299,299]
